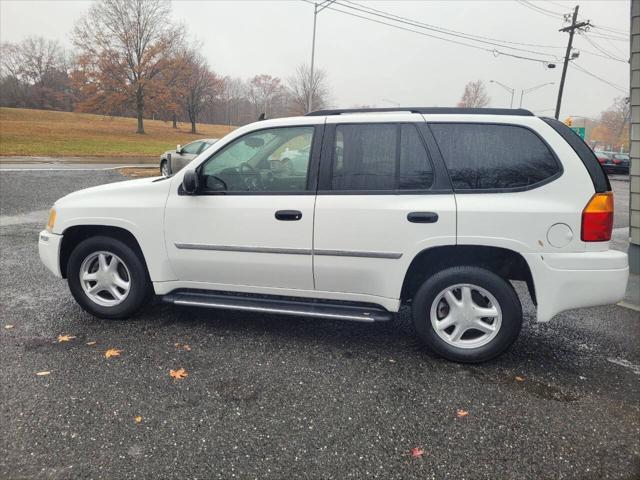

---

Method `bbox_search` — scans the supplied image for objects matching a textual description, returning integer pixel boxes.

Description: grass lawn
[0,107,235,160]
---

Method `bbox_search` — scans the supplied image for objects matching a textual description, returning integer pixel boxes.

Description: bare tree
[458,80,490,108]
[286,63,330,114]
[247,74,283,118]
[72,0,182,133]
[0,37,73,110]
[178,48,221,133]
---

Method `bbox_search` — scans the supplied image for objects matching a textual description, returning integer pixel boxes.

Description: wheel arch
[59,225,150,279]
[401,245,536,305]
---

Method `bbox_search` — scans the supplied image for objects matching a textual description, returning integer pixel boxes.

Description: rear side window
[331,123,433,191]
[430,123,560,191]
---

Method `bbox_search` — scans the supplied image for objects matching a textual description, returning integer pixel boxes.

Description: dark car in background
[160,138,218,176]
[595,151,630,175]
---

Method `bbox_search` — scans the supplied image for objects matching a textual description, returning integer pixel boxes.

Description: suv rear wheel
[412,266,522,363]
[67,236,151,319]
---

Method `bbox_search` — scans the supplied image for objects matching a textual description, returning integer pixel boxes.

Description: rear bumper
[524,250,629,322]
[38,230,63,278]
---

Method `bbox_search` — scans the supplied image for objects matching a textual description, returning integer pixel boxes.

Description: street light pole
[308,1,335,113]
[489,80,515,108]
[519,82,555,108]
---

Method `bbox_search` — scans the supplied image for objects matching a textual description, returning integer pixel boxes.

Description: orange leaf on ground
[104,348,122,359]
[457,409,469,418]
[57,334,76,342]
[169,368,188,380]
[411,447,425,459]
[134,416,142,424]
[36,371,51,376]
[515,376,526,382]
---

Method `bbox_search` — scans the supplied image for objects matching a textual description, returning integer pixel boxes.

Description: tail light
[612,158,621,164]
[581,192,613,242]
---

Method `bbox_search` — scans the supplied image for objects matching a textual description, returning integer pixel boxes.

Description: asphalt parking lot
[1,170,639,480]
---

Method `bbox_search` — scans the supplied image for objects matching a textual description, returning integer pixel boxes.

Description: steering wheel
[239,162,256,173]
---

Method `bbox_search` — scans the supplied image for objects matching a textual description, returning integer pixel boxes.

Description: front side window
[182,141,203,155]
[430,123,560,190]
[201,126,314,192]
[331,123,433,191]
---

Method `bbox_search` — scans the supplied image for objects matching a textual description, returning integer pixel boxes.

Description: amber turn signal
[581,192,613,242]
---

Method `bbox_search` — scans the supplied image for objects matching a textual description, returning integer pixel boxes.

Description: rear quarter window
[429,123,561,191]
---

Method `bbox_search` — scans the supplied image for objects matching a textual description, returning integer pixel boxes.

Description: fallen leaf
[86,341,97,346]
[515,376,526,382]
[182,344,191,351]
[169,368,188,380]
[134,416,142,424]
[36,371,51,376]
[456,409,469,418]
[411,447,425,459]
[104,348,122,359]
[57,334,76,342]
[5,325,14,329]
[388,358,396,363]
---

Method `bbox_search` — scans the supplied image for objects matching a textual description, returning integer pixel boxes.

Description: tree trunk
[172,112,177,129]
[191,119,196,134]
[135,86,144,134]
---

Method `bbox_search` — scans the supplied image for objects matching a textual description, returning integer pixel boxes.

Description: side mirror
[182,169,199,194]
[176,144,182,154]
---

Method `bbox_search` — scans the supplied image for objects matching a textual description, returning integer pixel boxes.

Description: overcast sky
[0,0,630,119]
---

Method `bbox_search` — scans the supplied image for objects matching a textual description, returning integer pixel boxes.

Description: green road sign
[571,127,585,139]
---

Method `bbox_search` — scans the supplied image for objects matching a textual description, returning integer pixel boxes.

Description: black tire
[412,266,522,363]
[67,236,151,319]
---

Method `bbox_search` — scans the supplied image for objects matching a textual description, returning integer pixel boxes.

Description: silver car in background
[160,138,218,176]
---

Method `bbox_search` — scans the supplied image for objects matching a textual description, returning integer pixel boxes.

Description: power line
[339,0,565,50]
[580,34,627,62]
[570,63,627,93]
[332,0,560,58]
[299,0,556,64]
[516,0,565,20]
[588,31,629,42]
[521,0,568,17]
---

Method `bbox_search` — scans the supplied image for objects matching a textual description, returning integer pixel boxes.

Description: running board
[162,291,393,323]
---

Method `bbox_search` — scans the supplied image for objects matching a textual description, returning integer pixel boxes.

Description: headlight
[46,208,57,232]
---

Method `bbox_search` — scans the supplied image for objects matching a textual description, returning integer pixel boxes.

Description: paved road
[1,171,638,479]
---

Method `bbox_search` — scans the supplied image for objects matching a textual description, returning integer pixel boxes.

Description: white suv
[38,108,629,362]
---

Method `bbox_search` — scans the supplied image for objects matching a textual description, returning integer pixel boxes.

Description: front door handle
[275,210,302,221]
[407,212,439,223]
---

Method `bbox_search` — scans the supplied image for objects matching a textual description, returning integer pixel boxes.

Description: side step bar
[162,291,393,323]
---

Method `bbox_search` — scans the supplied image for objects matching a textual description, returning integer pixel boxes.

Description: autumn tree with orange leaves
[177,48,222,134]
[590,96,630,151]
[72,0,183,134]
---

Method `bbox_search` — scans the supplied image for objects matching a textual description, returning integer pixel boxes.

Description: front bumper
[524,250,629,322]
[38,230,63,278]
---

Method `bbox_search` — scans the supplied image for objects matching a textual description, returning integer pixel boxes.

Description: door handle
[407,212,439,223]
[275,210,302,221]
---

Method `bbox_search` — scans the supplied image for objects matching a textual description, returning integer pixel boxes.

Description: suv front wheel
[412,266,523,363]
[67,236,151,319]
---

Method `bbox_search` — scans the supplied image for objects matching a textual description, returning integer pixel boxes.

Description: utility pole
[308,1,335,113]
[554,5,590,119]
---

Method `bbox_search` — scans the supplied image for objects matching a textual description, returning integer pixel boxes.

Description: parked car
[595,151,630,175]
[39,107,629,363]
[160,138,218,176]
[605,152,630,174]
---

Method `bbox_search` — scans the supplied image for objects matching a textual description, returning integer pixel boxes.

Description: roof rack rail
[305,107,534,117]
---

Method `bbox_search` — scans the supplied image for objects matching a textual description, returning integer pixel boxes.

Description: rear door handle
[275,210,302,221]
[407,212,439,223]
